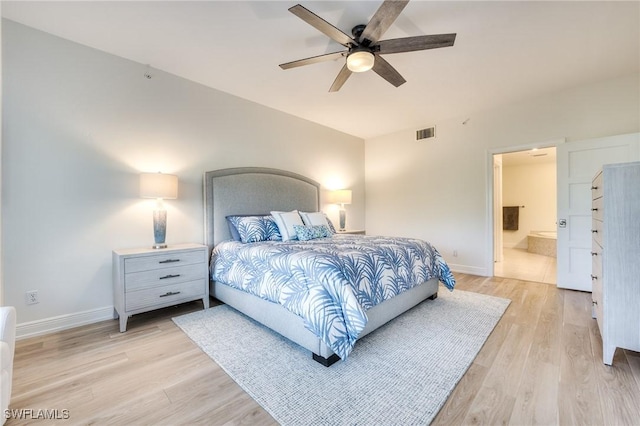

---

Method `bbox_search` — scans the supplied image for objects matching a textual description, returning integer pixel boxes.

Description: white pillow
[270,210,304,241]
[299,211,330,228]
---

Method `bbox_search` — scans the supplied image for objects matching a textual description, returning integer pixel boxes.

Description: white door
[557,133,640,291]
[493,155,503,264]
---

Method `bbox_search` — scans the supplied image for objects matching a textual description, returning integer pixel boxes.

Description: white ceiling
[2,1,639,139]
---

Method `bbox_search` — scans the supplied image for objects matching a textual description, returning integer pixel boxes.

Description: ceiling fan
[279,0,456,92]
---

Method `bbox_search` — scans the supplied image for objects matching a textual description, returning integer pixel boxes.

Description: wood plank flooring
[7,273,640,425]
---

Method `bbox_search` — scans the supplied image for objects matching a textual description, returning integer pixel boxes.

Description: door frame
[485,137,566,277]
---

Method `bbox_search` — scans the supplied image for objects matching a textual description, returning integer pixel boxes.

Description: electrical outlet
[453,250,458,257]
[26,290,39,305]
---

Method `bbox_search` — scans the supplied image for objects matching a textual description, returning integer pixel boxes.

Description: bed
[204,167,455,366]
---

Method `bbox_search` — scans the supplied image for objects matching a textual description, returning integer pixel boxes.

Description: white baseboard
[448,263,489,277]
[13,264,487,339]
[16,306,115,339]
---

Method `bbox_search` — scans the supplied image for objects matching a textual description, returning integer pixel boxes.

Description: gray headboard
[203,167,320,250]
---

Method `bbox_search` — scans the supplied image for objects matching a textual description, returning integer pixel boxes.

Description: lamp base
[153,209,168,250]
[339,209,346,231]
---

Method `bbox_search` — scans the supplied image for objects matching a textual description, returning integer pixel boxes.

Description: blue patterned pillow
[324,213,337,234]
[225,216,243,241]
[293,225,331,241]
[228,215,281,243]
[299,211,336,235]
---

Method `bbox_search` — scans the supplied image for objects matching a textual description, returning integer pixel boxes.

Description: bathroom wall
[502,160,557,249]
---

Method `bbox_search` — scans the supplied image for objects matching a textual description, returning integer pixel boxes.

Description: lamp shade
[140,173,178,199]
[329,189,352,205]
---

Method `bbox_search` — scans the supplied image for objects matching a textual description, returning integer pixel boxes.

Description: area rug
[173,289,510,425]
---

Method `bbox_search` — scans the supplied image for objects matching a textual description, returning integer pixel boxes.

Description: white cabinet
[591,161,640,365]
[113,243,209,332]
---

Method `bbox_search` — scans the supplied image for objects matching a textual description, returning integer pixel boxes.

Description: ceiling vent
[416,126,436,140]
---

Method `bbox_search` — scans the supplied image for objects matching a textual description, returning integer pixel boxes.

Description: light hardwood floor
[7,273,640,425]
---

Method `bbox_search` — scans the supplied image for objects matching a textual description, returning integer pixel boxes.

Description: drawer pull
[591,186,598,190]
[591,229,598,233]
[591,208,598,212]
[592,300,598,306]
[591,252,598,256]
[159,259,181,264]
[159,274,181,280]
[591,275,598,280]
[159,291,181,298]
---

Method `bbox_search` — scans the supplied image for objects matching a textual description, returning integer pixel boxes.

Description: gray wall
[0,9,3,305]
[2,20,364,334]
[365,73,640,276]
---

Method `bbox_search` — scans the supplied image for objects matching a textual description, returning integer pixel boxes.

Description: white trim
[0,9,3,306]
[16,306,114,339]
[493,155,503,262]
[485,138,566,277]
[448,263,489,277]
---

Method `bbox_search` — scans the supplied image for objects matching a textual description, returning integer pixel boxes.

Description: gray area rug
[173,288,510,425]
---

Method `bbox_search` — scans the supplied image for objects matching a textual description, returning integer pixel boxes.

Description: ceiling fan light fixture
[347,51,375,72]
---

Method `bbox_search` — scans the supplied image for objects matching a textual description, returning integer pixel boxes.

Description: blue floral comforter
[210,234,455,359]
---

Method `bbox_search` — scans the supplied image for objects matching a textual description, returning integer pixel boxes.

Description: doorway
[493,147,558,283]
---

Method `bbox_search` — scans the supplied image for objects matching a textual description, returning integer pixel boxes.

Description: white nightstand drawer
[113,243,209,332]
[125,280,205,311]
[125,264,205,291]
[124,249,204,274]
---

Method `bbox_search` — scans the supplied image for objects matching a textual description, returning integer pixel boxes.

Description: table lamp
[140,172,178,249]
[329,189,352,231]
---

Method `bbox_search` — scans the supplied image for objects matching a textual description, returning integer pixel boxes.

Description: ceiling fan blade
[289,4,355,47]
[377,33,456,54]
[359,0,409,45]
[372,55,406,87]
[279,51,346,70]
[329,64,353,92]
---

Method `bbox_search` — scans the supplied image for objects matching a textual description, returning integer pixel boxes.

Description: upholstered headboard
[203,167,321,250]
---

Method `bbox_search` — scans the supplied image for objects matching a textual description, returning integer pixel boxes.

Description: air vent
[416,126,436,140]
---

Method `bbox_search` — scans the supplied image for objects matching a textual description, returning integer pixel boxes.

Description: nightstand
[113,243,209,332]
[336,230,366,235]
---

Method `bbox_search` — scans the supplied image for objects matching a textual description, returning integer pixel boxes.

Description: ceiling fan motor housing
[351,24,368,42]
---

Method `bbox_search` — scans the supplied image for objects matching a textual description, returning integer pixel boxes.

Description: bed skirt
[210,278,440,360]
